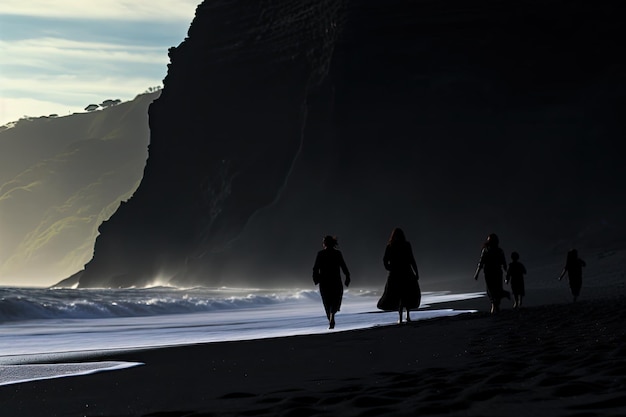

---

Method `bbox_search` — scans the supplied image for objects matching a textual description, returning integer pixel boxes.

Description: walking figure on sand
[377,228,421,324]
[474,233,510,313]
[312,235,351,329]
[559,249,586,302]
[505,251,527,308]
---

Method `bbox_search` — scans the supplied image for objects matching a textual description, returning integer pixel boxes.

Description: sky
[0,1,200,126]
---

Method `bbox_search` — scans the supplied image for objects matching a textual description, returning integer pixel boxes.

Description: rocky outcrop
[75,0,626,288]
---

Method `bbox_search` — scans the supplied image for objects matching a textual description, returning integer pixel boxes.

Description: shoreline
[0,289,483,364]
[0,292,482,371]
[2,290,625,416]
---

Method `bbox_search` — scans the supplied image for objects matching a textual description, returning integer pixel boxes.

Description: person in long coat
[473,233,510,313]
[558,249,586,302]
[377,228,421,323]
[312,235,351,329]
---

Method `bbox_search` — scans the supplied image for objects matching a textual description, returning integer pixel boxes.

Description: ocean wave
[0,286,378,323]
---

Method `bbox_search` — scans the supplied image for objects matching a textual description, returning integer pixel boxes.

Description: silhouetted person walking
[377,228,421,324]
[558,249,586,302]
[312,235,351,329]
[505,251,527,308]
[474,233,510,313]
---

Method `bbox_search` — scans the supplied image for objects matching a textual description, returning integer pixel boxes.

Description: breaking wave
[0,286,360,323]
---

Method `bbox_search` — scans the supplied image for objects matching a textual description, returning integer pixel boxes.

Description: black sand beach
[2,280,625,417]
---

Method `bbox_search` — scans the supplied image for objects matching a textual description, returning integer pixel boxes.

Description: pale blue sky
[0,1,200,125]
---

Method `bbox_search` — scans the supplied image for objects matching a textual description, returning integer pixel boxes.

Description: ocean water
[0,286,483,385]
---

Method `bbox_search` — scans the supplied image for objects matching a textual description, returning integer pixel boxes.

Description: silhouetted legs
[329,312,335,329]
[325,308,336,329]
[513,294,523,308]
[397,306,411,324]
[570,275,582,303]
[485,274,509,314]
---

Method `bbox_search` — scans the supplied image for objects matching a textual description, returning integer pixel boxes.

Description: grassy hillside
[0,92,159,286]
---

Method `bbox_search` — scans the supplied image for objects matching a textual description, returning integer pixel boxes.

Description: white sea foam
[0,286,323,322]
[0,361,143,386]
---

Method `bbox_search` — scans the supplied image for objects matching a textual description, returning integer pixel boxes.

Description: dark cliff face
[77,0,625,288]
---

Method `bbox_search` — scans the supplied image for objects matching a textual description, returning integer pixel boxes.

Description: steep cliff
[75,0,626,288]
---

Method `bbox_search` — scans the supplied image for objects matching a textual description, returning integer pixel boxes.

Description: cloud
[0,2,197,125]
[0,1,199,124]
[0,0,199,22]
[2,38,167,73]
[1,38,164,123]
